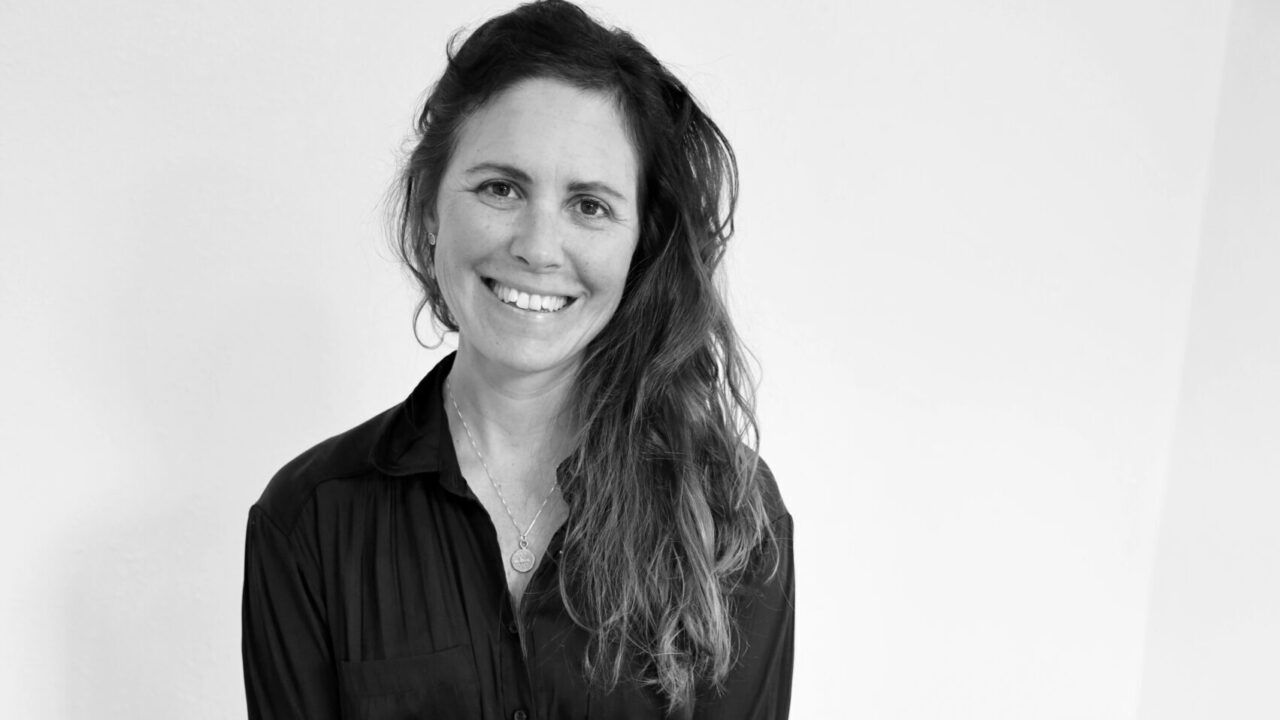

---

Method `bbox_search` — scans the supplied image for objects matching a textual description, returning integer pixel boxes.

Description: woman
[241,1,793,718]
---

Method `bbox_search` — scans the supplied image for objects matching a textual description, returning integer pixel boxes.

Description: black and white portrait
[2,1,1277,718]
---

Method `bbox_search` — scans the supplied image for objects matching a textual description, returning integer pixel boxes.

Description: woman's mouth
[485,279,576,313]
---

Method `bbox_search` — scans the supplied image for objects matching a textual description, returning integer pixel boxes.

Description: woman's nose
[508,204,565,269]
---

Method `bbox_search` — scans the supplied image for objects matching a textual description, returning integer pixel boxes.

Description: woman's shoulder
[252,404,401,534]
[750,453,790,524]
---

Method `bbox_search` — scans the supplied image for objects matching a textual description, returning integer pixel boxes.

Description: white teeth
[489,281,571,313]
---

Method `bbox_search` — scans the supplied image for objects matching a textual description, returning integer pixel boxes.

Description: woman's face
[432,77,641,379]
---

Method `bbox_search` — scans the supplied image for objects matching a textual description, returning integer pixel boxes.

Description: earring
[428,232,437,246]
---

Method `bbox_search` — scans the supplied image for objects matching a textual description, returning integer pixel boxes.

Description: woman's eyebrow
[465,162,629,203]
[464,162,532,184]
[567,180,628,203]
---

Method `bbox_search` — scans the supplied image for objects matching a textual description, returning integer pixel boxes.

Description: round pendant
[510,547,536,573]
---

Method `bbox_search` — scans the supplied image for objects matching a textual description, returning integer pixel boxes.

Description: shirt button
[513,711,528,720]
[507,621,519,635]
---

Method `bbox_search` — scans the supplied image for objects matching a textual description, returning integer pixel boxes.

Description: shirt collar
[369,352,462,484]
[370,350,576,499]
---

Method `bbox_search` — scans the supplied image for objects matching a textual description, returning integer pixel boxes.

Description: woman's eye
[482,181,516,198]
[577,198,610,218]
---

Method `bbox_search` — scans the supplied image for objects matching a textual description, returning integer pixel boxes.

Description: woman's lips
[486,279,575,313]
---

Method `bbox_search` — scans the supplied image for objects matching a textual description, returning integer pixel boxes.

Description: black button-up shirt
[242,353,794,719]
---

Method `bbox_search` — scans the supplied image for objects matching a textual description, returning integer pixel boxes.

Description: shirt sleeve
[242,503,341,720]
[695,511,796,720]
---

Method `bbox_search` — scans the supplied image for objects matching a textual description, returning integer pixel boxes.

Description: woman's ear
[425,208,440,243]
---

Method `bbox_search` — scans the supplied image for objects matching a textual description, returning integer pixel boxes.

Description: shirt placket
[458,481,540,720]
[509,532,565,720]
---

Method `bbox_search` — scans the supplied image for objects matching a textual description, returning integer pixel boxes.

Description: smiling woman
[241,1,794,718]
[432,78,641,378]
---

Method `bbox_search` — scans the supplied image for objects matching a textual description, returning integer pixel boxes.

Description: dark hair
[392,0,778,709]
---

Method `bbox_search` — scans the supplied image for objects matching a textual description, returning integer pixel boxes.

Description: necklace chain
[446,379,559,561]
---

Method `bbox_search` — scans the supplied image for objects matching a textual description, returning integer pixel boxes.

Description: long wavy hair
[392,0,779,710]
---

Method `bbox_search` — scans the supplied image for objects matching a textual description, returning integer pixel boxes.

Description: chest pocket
[337,644,481,720]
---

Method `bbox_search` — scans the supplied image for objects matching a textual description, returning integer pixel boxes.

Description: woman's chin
[458,339,585,380]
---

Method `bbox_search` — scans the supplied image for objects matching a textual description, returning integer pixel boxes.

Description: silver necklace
[446,379,559,574]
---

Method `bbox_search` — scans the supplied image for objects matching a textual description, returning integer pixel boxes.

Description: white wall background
[1137,1,1280,718]
[1,0,1274,718]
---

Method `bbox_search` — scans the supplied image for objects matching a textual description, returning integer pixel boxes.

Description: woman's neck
[445,346,577,468]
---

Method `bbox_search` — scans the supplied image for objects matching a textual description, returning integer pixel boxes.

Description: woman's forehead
[449,78,640,198]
